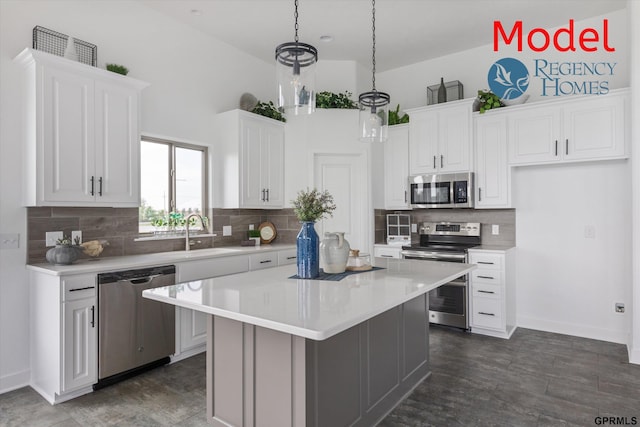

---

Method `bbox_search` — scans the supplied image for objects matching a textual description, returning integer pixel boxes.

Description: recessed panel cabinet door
[263,125,284,207]
[240,117,264,208]
[62,298,97,392]
[94,80,140,205]
[475,114,510,208]
[438,104,470,172]
[409,110,438,174]
[507,107,561,165]
[42,66,95,203]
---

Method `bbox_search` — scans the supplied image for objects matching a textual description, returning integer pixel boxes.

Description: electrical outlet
[615,303,625,313]
[72,230,82,244]
[248,224,255,230]
[223,225,232,236]
[45,231,63,247]
[0,233,20,249]
[492,224,500,235]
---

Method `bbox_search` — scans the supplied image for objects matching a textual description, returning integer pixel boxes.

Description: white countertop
[26,244,296,276]
[143,259,476,341]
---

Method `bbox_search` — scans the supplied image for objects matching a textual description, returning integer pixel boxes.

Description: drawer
[374,247,401,259]
[471,269,504,285]
[278,249,297,266]
[469,253,503,270]
[249,252,278,270]
[472,297,503,330]
[178,256,249,282]
[472,282,502,299]
[62,274,96,301]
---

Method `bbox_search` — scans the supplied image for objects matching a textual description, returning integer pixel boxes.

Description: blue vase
[296,221,320,279]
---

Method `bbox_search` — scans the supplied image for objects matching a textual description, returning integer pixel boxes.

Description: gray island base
[143,259,476,427]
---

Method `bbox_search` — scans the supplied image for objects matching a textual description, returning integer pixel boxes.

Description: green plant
[476,90,504,114]
[291,188,336,222]
[56,235,74,246]
[388,104,410,125]
[248,229,261,238]
[315,91,358,109]
[106,63,129,75]
[252,101,286,122]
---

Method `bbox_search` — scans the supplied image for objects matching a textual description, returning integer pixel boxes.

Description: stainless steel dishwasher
[95,265,176,389]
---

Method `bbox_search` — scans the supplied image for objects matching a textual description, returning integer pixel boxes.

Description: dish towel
[288,267,384,281]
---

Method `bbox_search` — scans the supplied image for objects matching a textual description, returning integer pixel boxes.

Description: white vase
[320,232,350,274]
[64,37,79,61]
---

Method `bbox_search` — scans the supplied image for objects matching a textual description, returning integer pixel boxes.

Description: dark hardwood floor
[1,327,638,426]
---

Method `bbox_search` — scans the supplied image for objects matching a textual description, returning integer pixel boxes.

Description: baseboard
[471,325,517,339]
[516,315,627,344]
[170,345,206,363]
[0,369,30,395]
[628,345,640,365]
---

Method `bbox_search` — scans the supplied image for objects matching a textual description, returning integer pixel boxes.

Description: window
[139,136,208,233]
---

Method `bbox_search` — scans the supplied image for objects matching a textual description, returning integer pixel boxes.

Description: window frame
[139,135,209,234]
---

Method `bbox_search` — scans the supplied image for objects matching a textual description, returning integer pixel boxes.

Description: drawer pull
[69,286,95,292]
[259,260,273,264]
[478,312,495,316]
[477,261,494,265]
[91,305,95,328]
[286,256,296,260]
[478,290,495,294]
[477,275,495,280]
[380,255,393,258]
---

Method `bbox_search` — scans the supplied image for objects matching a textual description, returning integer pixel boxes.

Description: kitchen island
[143,258,476,427]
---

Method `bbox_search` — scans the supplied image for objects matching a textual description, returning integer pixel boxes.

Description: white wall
[378,10,629,110]
[0,0,277,393]
[628,0,640,363]
[512,161,632,343]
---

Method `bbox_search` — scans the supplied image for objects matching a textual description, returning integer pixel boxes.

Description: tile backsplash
[27,207,300,264]
[375,209,516,247]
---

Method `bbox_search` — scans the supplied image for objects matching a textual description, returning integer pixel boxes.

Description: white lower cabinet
[373,244,403,260]
[30,272,97,404]
[468,248,516,339]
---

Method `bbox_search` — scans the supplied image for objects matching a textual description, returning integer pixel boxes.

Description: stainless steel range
[401,222,480,330]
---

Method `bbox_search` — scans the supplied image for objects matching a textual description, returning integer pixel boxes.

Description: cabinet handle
[261,189,265,202]
[478,188,482,202]
[404,190,407,203]
[555,140,558,156]
[91,305,95,328]
[478,275,495,280]
[286,256,296,260]
[440,155,444,168]
[477,261,494,265]
[98,177,103,196]
[266,188,269,202]
[69,286,95,292]
[90,176,95,196]
[565,139,569,155]
[478,312,495,316]
[259,259,273,264]
[433,156,436,169]
[478,290,495,294]
[380,255,393,258]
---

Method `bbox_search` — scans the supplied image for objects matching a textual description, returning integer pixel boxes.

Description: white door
[475,114,510,208]
[94,80,139,205]
[240,117,264,207]
[438,104,471,172]
[384,125,411,209]
[62,298,97,392]
[42,65,96,203]
[508,107,561,165]
[408,110,438,174]
[263,125,285,207]
[313,153,369,255]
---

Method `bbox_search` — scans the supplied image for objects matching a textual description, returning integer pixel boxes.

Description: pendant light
[275,0,318,115]
[358,0,390,142]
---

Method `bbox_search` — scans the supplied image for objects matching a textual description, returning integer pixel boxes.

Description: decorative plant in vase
[291,188,337,278]
[46,235,82,265]
[475,90,504,113]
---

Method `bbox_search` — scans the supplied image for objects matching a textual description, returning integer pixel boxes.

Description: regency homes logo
[491,19,617,97]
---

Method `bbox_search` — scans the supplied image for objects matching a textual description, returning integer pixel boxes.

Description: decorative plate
[258,221,277,244]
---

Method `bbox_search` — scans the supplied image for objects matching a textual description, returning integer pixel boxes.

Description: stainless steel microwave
[409,172,475,208]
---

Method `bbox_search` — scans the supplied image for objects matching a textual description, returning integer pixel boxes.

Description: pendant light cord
[371,0,376,91]
[294,0,299,43]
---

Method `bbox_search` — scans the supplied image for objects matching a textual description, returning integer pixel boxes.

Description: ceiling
[138,0,627,72]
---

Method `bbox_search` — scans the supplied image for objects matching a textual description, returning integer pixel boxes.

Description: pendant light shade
[275,0,318,115]
[359,0,389,142]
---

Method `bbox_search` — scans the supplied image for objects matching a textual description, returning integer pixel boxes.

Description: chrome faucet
[185,213,207,251]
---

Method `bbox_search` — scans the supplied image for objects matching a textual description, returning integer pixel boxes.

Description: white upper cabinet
[474,113,510,209]
[384,125,411,210]
[508,89,628,165]
[213,109,285,209]
[408,99,472,175]
[15,48,148,207]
